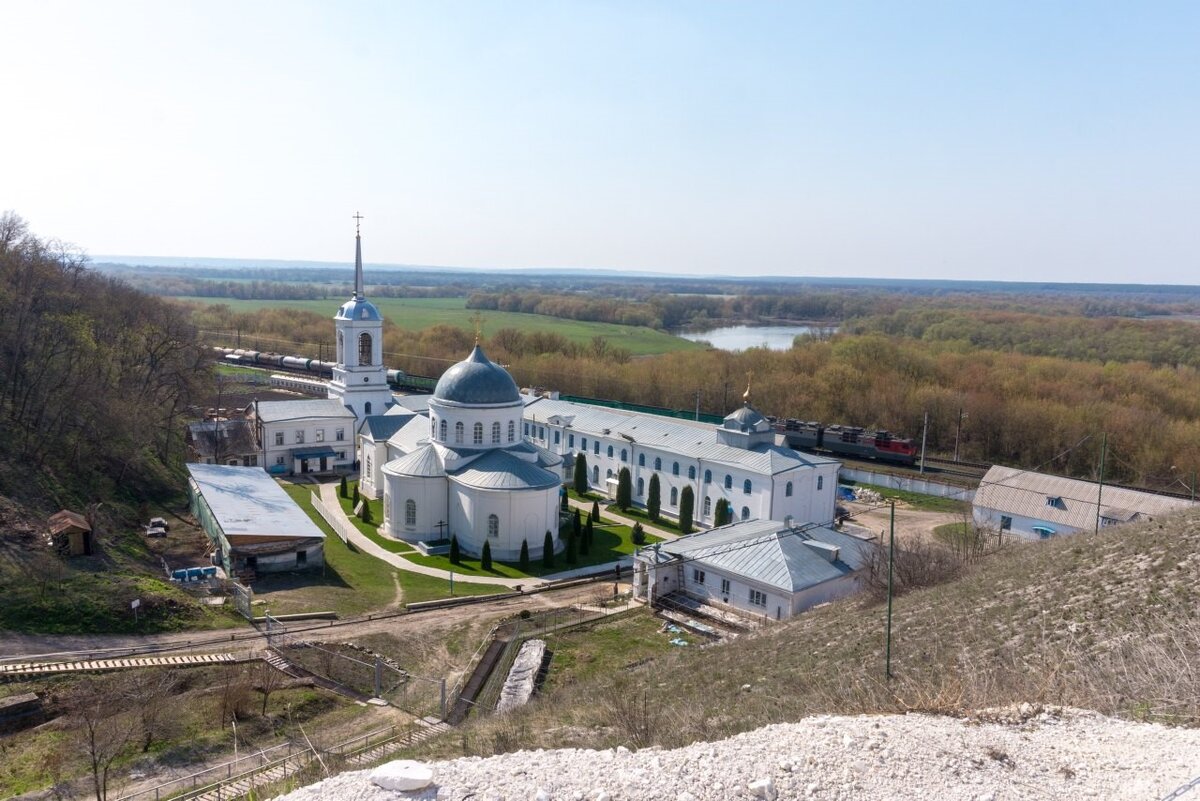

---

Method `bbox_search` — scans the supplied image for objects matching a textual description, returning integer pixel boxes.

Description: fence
[113,742,298,801]
[840,467,977,502]
[311,492,354,544]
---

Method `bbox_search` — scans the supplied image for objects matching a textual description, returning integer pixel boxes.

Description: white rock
[594,792,611,801]
[369,760,434,792]
[749,777,777,800]
[535,788,551,801]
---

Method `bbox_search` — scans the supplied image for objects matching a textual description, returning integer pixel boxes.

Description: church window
[670,487,678,506]
[593,441,599,455]
[607,445,614,458]
[335,428,345,441]
[488,514,500,538]
[672,462,680,476]
[654,457,662,470]
[525,422,530,436]
[638,454,645,467]
[569,433,575,448]
[606,469,613,479]
[295,430,305,444]
[455,422,464,444]
[817,476,824,490]
[724,474,732,490]
[315,429,324,442]
[688,466,696,480]
[744,479,752,495]
[274,432,284,446]
[509,421,516,442]
[474,422,484,445]
[492,422,501,443]
[592,466,599,483]
[581,438,587,451]
[405,499,416,527]
[539,426,545,440]
[703,496,712,515]
[621,449,627,462]
[358,332,373,366]
[554,431,560,445]
[637,477,645,497]
[704,469,712,484]
[365,402,372,415]
[741,506,750,521]
[786,481,793,497]
[440,419,448,441]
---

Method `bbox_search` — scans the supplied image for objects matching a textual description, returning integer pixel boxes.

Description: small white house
[632,519,873,622]
[972,465,1195,539]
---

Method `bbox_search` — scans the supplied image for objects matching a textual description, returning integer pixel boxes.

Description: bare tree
[70,677,140,801]
[121,670,180,752]
[256,659,286,716]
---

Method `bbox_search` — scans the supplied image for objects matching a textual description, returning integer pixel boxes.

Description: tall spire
[352,211,364,300]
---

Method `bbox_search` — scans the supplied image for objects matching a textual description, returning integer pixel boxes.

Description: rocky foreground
[280,707,1200,801]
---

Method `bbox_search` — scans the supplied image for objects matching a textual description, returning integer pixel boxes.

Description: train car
[776,420,917,465]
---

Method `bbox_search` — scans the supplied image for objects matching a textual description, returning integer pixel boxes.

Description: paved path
[315,482,537,588]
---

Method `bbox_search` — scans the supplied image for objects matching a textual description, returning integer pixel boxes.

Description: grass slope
[420,508,1200,757]
[177,296,700,356]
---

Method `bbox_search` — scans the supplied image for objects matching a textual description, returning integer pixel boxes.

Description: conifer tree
[584,514,594,553]
[573,508,582,540]
[339,475,348,498]
[592,499,601,523]
[632,522,646,545]
[566,528,578,564]
[678,486,694,534]
[714,498,731,527]
[360,501,373,525]
[519,539,530,572]
[573,453,589,495]
[617,467,632,510]
[450,534,461,565]
[481,540,492,571]
[352,485,360,505]
[543,530,555,568]
[647,474,661,522]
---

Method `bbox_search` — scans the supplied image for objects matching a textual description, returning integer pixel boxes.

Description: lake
[676,324,832,351]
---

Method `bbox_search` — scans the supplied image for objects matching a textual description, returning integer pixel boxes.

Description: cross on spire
[352,212,364,299]
[470,311,485,345]
[743,371,753,404]
[353,211,364,236]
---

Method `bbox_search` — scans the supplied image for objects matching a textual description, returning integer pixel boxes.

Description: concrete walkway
[315,482,538,588]
[565,496,685,542]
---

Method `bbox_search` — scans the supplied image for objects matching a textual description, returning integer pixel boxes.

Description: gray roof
[384,445,446,478]
[724,403,770,432]
[364,413,413,441]
[649,519,870,594]
[255,398,356,423]
[387,395,431,413]
[187,419,257,458]
[974,465,1195,531]
[525,396,838,475]
[335,296,382,321]
[449,449,561,491]
[434,345,521,406]
[187,464,325,540]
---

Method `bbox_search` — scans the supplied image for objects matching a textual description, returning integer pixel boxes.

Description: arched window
[704,469,712,484]
[488,514,499,538]
[473,422,483,444]
[455,421,464,444]
[688,466,696,480]
[638,454,645,467]
[670,487,678,506]
[621,449,628,462]
[492,422,501,443]
[439,419,447,441]
[741,506,750,520]
[724,475,733,490]
[606,468,613,478]
[703,496,712,515]
[637,477,645,496]
[593,441,600,455]
[365,401,372,415]
[592,466,599,483]
[405,499,416,527]
[786,481,793,497]
[358,332,373,365]
[607,445,614,458]
[817,476,824,490]
[654,457,662,471]
[743,479,752,495]
[672,462,680,476]
[581,438,588,451]
[508,420,515,442]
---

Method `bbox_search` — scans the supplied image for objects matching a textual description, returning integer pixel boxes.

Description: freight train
[773,419,917,465]
[212,347,438,392]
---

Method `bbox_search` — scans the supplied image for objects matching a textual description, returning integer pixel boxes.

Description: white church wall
[380,474,448,541]
[448,484,559,562]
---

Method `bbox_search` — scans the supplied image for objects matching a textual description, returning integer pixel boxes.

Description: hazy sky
[3,1,1198,283]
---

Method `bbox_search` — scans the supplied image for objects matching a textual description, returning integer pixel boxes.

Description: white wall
[380,473,449,541]
[447,483,560,561]
[259,418,353,474]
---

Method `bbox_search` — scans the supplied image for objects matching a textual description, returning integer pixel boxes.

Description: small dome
[336,297,382,322]
[725,404,769,432]
[434,345,520,406]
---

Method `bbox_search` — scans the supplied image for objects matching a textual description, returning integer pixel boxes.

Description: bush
[574,454,589,495]
[543,530,555,569]
[481,540,492,571]
[617,467,632,510]
[679,486,694,534]
[647,474,661,522]
[339,475,348,498]
[352,485,360,505]
[360,501,372,525]
[519,539,530,571]
[632,522,646,546]
[592,499,601,523]
[450,535,461,565]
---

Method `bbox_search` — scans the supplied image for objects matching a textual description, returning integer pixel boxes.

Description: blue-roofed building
[632,519,873,621]
[372,342,564,561]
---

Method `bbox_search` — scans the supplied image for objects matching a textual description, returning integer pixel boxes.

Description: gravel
[280,706,1200,801]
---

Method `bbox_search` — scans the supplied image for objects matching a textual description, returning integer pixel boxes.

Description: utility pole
[1095,432,1107,535]
[919,411,929,475]
[953,407,965,462]
[695,389,701,422]
[885,501,895,680]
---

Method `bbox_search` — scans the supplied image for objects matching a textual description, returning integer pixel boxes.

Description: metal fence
[113,742,298,801]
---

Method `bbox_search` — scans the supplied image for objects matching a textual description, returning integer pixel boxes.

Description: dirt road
[842,501,966,545]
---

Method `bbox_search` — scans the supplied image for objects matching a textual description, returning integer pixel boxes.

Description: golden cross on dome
[352,211,364,235]
[743,371,753,403]
[470,311,485,345]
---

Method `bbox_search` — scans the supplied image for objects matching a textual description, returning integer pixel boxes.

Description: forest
[187,300,1200,491]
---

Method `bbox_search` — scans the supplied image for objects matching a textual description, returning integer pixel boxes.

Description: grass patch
[606,503,686,534]
[177,297,701,356]
[336,481,414,554]
[842,481,971,513]
[540,610,695,693]
[933,521,972,545]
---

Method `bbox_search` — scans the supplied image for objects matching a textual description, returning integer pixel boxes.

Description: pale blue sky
[2,1,1198,282]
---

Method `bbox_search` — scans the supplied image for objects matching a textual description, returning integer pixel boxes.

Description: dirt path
[842,501,966,545]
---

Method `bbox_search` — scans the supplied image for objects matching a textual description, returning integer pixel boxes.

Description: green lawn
[606,502,687,534]
[840,481,971,514]
[177,296,700,356]
[540,610,695,693]
[336,481,415,553]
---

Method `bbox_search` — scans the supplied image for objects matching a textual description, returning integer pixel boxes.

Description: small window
[592,466,599,483]
[817,476,824,491]
[692,568,706,585]
[703,496,711,515]
[606,468,613,479]
[555,431,561,445]
[364,402,372,415]
[525,422,530,436]
[405,500,416,527]
[358,332,373,365]
[297,549,307,566]
[608,445,614,458]
[581,437,587,451]
[540,426,545,440]
[275,456,285,465]
[688,465,696,480]
[704,469,712,484]
[1000,515,1012,531]
[508,420,515,442]
[670,487,678,506]
[593,441,599,455]
[749,589,766,607]
[440,419,448,441]
[638,453,645,467]
[474,422,484,445]
[295,430,305,444]
[672,462,680,476]
[336,428,345,441]
[569,433,576,448]
[488,514,499,538]
[315,429,325,442]
[720,578,730,595]
[621,449,627,462]
[743,479,752,495]
[786,481,793,497]
[274,432,284,446]
[455,422,464,444]
[492,422,502,444]
[724,475,732,490]
[638,477,645,497]
[741,506,750,520]
[655,457,662,471]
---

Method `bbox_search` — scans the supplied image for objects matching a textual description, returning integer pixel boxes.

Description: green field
[178,296,701,356]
